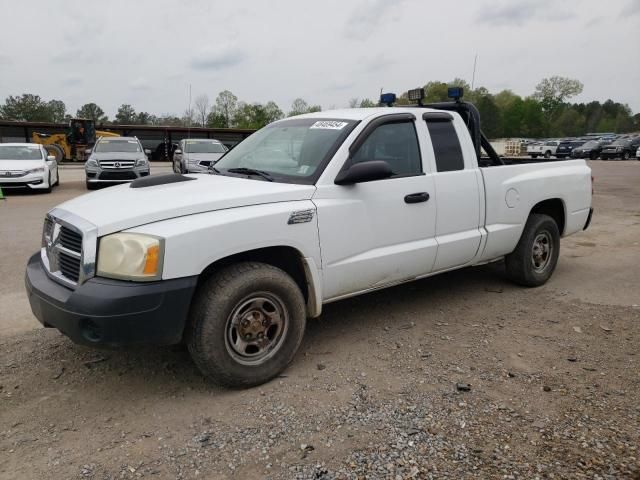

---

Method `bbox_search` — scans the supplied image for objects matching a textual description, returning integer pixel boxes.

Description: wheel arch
[197,246,322,318]
[530,198,566,235]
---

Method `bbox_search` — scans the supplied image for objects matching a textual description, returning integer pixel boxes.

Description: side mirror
[174,149,182,155]
[334,160,393,185]
[85,148,92,154]
[47,155,56,162]
[144,149,151,155]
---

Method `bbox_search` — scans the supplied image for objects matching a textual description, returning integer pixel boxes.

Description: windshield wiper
[226,167,274,182]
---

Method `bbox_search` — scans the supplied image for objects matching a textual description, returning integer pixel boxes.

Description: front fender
[126,200,322,281]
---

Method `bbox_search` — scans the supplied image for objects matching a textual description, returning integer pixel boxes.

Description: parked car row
[527,134,640,160]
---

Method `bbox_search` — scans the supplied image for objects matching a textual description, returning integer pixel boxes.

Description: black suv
[555,140,585,158]
[600,136,640,160]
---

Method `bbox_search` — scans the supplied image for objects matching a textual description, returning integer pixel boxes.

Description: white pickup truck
[25,91,593,387]
[527,140,560,159]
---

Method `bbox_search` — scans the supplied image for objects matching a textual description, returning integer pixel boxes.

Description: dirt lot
[1,161,639,479]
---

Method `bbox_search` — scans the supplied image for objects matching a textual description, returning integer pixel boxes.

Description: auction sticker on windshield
[310,121,349,130]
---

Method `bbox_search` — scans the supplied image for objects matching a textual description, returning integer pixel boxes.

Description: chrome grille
[59,226,82,252]
[41,210,97,289]
[99,160,135,169]
[0,170,27,178]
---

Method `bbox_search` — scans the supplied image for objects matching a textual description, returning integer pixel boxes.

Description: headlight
[97,233,164,281]
[28,167,45,174]
[86,159,98,168]
[135,158,148,167]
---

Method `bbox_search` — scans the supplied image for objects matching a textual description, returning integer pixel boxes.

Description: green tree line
[1,77,638,138]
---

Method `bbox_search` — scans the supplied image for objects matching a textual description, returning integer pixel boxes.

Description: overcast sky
[0,0,638,117]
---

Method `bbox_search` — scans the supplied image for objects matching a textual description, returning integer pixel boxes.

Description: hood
[91,151,145,161]
[184,152,225,162]
[0,159,44,171]
[56,174,316,236]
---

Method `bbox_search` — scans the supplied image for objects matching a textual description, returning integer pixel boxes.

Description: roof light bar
[448,87,464,101]
[407,88,425,102]
[379,93,396,107]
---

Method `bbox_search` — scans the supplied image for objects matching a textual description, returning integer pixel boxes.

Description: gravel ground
[1,161,639,479]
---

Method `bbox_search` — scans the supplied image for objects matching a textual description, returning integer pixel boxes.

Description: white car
[173,139,228,174]
[25,96,593,388]
[636,146,640,159]
[0,143,59,193]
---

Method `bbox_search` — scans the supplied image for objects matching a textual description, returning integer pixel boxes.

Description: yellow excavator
[32,118,119,162]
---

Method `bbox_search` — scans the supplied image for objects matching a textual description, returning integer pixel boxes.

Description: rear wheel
[590,151,598,160]
[623,151,630,160]
[505,214,560,287]
[187,262,307,388]
[530,154,538,159]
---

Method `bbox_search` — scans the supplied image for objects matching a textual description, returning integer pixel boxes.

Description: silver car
[173,139,228,174]
[85,137,151,190]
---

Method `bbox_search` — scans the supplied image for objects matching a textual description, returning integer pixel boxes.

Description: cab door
[423,112,483,271]
[313,114,438,301]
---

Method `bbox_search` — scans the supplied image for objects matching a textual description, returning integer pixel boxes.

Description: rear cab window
[424,114,465,172]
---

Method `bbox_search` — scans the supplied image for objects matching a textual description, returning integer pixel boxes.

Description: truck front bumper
[25,253,198,348]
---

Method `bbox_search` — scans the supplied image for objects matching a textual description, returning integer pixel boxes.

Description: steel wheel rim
[531,231,553,273]
[224,292,289,366]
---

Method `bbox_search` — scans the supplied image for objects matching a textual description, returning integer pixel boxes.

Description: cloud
[50,48,97,65]
[477,0,575,26]
[130,77,151,91]
[61,75,83,87]
[360,55,396,73]
[324,81,356,92]
[620,0,640,17]
[190,45,246,70]
[343,0,407,40]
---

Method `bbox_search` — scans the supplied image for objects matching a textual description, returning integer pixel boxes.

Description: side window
[351,121,422,177]
[425,120,464,172]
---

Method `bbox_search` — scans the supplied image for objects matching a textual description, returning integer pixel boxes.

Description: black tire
[505,213,560,287]
[86,181,98,190]
[530,155,538,159]
[590,151,598,160]
[544,150,551,159]
[187,262,306,388]
[45,144,65,163]
[54,170,60,186]
[623,151,630,160]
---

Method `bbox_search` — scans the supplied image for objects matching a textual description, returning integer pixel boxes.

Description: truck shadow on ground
[36,262,511,395]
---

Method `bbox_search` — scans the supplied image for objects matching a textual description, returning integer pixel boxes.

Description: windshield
[95,139,141,153]
[0,145,43,160]
[214,118,357,183]
[581,140,599,148]
[184,140,227,154]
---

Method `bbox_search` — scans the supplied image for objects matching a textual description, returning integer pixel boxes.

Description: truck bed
[477,158,592,262]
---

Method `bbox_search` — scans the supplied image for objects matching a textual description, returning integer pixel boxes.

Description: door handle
[404,192,430,204]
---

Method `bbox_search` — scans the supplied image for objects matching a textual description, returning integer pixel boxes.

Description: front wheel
[623,151,630,160]
[505,214,560,287]
[43,173,52,193]
[544,151,552,159]
[187,262,307,388]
